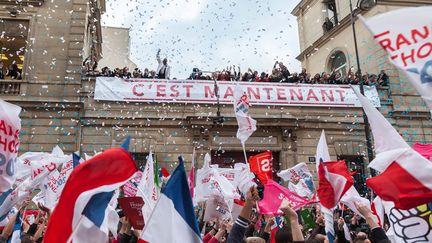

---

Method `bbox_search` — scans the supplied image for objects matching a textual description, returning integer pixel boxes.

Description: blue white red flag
[44,148,137,243]
[140,157,202,243]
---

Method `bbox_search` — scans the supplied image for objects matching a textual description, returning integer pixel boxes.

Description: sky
[102,0,302,79]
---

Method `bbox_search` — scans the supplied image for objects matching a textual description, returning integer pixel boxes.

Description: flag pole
[192,147,196,187]
[242,143,248,164]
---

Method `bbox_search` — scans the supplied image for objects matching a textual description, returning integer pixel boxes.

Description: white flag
[0,100,21,193]
[0,180,31,220]
[16,146,71,188]
[278,162,315,199]
[217,163,256,196]
[382,199,432,242]
[315,130,331,167]
[195,154,239,202]
[137,152,158,224]
[233,85,257,144]
[203,196,232,221]
[43,154,79,208]
[359,7,432,113]
[340,186,370,218]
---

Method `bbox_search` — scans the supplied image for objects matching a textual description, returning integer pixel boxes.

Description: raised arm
[227,186,260,243]
[156,49,161,64]
[355,201,391,243]
[279,198,304,242]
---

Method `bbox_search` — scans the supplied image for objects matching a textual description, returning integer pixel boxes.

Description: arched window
[328,51,347,75]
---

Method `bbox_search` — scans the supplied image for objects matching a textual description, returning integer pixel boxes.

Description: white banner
[95,77,381,107]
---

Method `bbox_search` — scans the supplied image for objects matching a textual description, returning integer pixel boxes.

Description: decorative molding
[296,12,356,62]
[295,1,432,61]
[291,0,319,16]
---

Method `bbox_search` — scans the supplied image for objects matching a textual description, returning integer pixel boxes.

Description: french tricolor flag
[44,148,138,243]
[140,157,202,243]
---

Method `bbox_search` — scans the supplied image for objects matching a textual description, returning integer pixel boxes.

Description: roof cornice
[291,0,317,16]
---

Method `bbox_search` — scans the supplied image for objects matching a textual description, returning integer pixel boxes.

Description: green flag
[154,154,160,189]
[299,209,315,230]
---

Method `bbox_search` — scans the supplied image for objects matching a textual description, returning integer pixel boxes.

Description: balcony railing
[0,80,21,95]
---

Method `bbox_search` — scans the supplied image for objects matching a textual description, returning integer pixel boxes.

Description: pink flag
[413,142,432,161]
[258,180,312,215]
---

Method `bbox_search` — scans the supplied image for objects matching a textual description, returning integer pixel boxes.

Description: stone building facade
[0,0,105,154]
[290,0,432,167]
[98,26,137,70]
[0,0,430,189]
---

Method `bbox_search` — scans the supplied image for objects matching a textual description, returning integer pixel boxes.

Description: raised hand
[389,204,432,242]
[279,198,297,220]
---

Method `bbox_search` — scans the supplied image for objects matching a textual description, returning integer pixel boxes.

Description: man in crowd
[156,49,171,80]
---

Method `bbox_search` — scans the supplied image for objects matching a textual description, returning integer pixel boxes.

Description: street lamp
[349,0,377,176]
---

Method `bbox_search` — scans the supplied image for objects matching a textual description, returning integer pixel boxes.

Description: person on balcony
[377,70,389,87]
[0,62,4,79]
[6,64,21,80]
[156,49,171,80]
[322,17,334,33]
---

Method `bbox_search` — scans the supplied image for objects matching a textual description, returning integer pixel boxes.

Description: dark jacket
[227,216,250,243]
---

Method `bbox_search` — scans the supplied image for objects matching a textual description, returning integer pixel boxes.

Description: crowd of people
[84,50,389,87]
[188,64,389,87]
[0,186,391,243]
[0,62,23,80]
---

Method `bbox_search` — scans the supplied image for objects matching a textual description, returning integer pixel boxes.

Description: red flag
[160,167,170,177]
[317,160,354,209]
[366,162,432,209]
[354,88,432,210]
[248,151,273,184]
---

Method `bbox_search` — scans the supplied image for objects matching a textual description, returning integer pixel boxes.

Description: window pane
[0,19,29,78]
